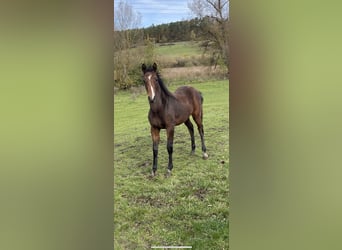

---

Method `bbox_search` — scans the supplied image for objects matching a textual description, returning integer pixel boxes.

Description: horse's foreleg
[151,127,160,176]
[184,119,196,154]
[166,126,174,176]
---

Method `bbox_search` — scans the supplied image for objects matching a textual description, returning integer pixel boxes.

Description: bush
[114,38,156,90]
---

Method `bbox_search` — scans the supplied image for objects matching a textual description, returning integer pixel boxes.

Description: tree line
[114,16,226,49]
[114,18,208,45]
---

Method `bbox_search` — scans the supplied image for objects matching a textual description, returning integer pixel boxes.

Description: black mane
[156,73,174,98]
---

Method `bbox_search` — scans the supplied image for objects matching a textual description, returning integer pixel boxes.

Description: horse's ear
[142,63,146,72]
[152,63,157,71]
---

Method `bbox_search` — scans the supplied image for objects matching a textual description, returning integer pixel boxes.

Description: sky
[115,0,194,28]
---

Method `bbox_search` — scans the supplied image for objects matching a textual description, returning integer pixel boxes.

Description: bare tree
[114,1,143,89]
[188,0,229,73]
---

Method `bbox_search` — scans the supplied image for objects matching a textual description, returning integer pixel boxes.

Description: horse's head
[142,63,159,103]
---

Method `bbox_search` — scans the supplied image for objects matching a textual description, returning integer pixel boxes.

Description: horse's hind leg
[193,113,208,159]
[184,119,196,154]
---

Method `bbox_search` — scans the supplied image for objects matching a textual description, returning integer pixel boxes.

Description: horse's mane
[156,73,174,98]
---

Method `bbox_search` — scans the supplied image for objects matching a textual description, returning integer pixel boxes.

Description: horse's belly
[174,111,191,125]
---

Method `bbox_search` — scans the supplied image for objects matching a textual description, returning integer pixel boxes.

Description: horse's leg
[193,114,208,159]
[151,126,160,176]
[184,119,196,154]
[166,126,175,176]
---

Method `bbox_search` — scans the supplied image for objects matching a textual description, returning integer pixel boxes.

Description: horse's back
[174,86,202,105]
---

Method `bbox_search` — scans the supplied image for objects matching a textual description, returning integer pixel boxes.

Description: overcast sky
[115,0,194,28]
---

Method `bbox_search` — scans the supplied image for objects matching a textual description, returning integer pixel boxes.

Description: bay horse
[141,63,208,177]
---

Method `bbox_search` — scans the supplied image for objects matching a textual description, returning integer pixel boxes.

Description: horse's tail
[199,92,204,121]
[199,92,203,104]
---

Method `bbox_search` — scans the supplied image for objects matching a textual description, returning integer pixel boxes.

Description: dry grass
[159,66,228,84]
[156,54,211,68]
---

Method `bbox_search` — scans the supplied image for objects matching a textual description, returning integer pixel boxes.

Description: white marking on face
[147,75,155,100]
[150,83,155,100]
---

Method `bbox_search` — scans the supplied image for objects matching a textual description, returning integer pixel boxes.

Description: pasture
[155,41,202,57]
[114,79,229,249]
[154,41,215,70]
[155,42,227,83]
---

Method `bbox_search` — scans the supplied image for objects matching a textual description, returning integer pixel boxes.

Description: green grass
[155,41,202,57]
[114,80,229,249]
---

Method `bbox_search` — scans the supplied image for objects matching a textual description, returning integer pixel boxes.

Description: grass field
[154,41,212,69]
[155,42,202,57]
[114,79,229,249]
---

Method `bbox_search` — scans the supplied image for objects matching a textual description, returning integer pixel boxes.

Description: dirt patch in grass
[194,187,208,201]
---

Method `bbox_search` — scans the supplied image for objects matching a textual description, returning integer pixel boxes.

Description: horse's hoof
[165,169,172,177]
[151,170,156,177]
[203,152,209,159]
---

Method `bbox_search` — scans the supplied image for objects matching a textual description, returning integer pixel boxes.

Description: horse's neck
[149,88,171,112]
